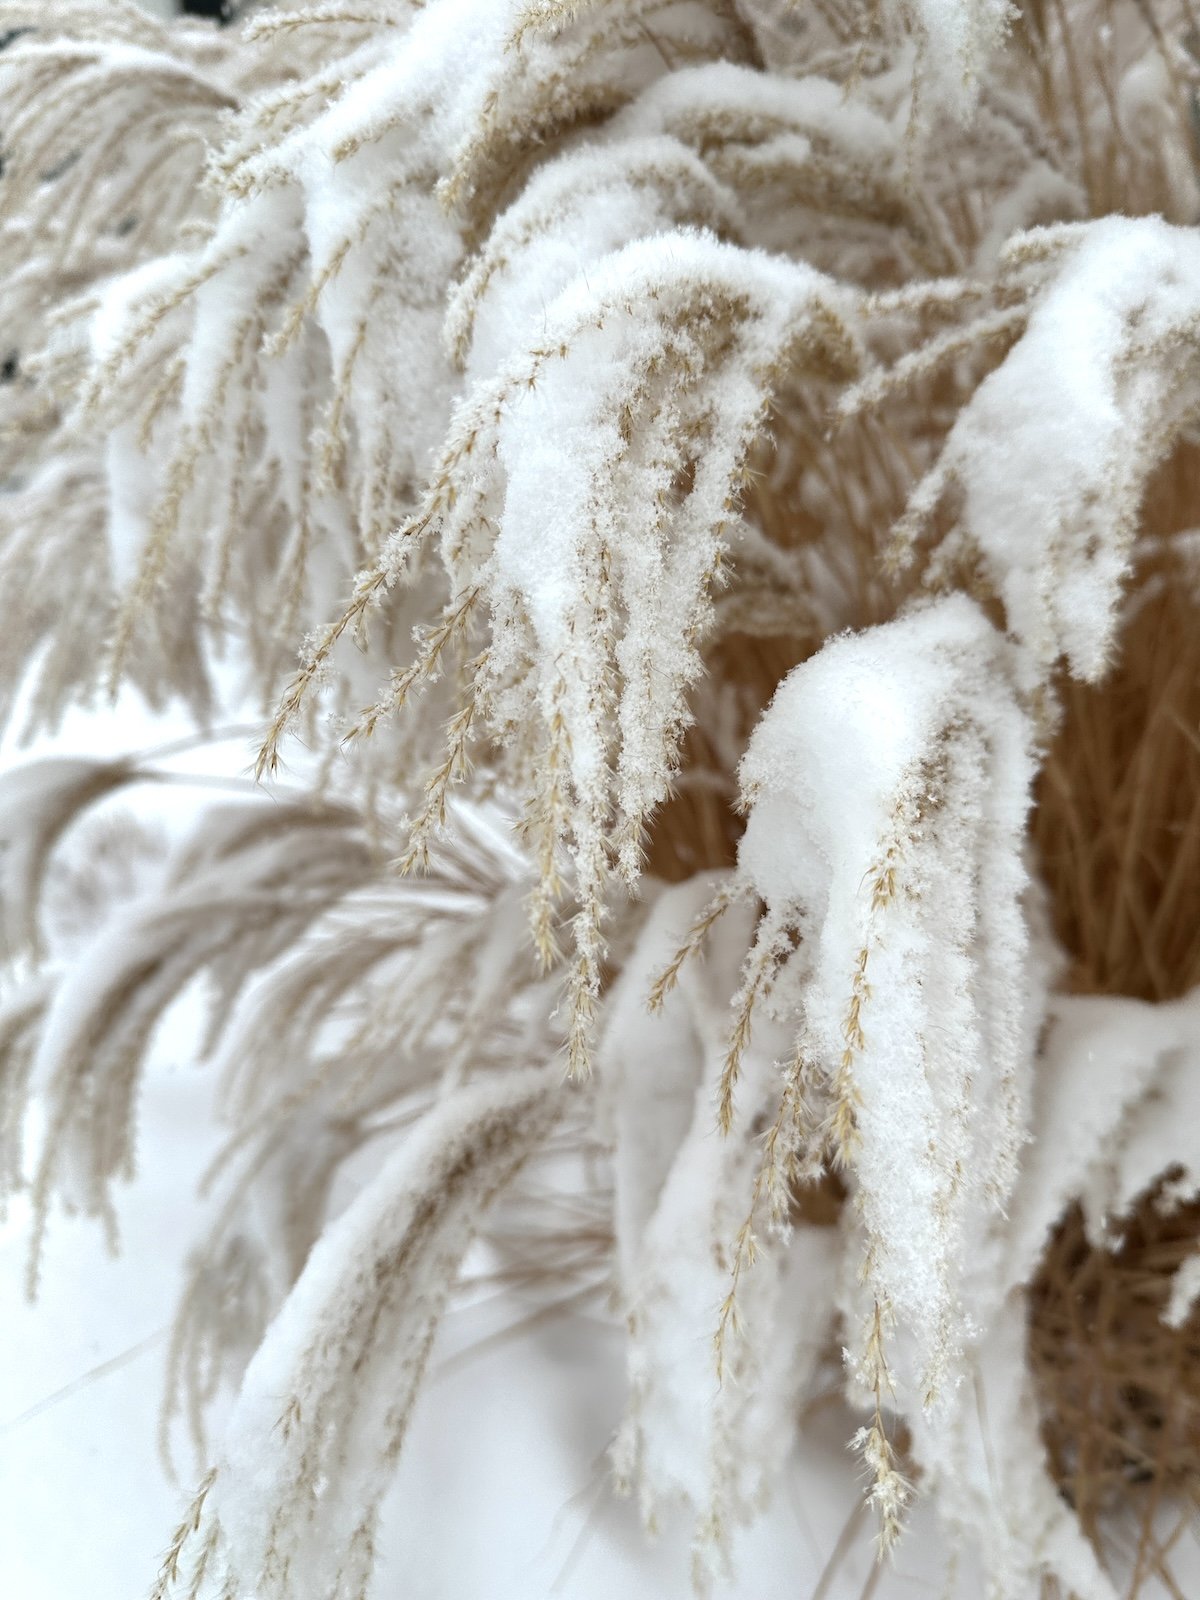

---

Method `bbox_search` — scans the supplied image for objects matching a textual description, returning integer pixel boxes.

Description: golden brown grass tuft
[1035,444,1200,1007]
[1030,1193,1200,1598]
[1025,445,1200,1594]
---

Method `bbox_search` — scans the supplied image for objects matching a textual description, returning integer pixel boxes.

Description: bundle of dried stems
[2,1,1200,1597]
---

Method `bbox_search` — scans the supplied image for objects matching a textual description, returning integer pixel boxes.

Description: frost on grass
[4,3,1200,1599]
[603,880,839,1582]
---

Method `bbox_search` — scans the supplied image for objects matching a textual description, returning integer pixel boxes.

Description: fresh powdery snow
[7,5,1200,1600]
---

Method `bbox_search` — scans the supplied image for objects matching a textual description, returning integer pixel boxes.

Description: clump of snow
[926,217,1200,683]
[735,593,1039,1408]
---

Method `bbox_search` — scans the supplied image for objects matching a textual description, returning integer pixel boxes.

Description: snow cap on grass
[736,593,1039,1408]
[922,217,1200,684]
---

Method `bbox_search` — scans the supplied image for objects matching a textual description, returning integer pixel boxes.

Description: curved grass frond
[6,3,1200,1597]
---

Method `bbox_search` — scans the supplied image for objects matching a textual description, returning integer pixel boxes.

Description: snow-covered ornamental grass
[3,0,1200,1595]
